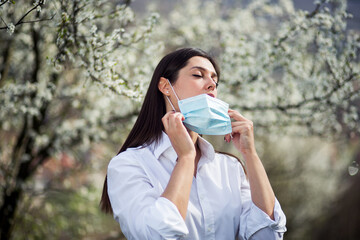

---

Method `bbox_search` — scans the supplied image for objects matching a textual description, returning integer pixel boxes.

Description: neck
[188,129,199,145]
[188,130,200,178]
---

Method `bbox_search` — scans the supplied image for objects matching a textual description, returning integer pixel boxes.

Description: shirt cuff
[145,197,189,239]
[244,198,287,239]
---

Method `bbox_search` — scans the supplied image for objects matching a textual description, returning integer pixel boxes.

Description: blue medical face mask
[166,80,232,135]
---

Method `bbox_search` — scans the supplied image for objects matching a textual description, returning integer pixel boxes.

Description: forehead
[183,56,216,74]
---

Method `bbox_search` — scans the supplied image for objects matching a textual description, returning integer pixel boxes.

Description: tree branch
[0,15,56,30]
[239,73,358,112]
[306,3,322,19]
[14,14,56,25]
[0,0,9,8]
[89,73,121,95]
[0,15,8,28]
[273,1,324,49]
[14,0,44,26]
[0,0,55,31]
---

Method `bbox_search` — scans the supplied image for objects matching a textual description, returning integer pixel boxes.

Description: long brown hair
[100,48,221,213]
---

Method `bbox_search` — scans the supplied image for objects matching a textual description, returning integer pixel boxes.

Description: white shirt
[107,132,286,240]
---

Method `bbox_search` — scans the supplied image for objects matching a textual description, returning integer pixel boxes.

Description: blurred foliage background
[0,0,359,239]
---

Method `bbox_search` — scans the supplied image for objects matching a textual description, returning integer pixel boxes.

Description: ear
[158,77,171,96]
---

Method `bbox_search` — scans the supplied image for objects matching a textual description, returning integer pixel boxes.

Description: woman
[100,48,287,239]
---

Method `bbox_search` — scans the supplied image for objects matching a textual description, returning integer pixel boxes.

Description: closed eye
[192,74,219,88]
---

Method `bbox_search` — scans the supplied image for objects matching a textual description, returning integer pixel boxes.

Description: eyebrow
[190,66,218,78]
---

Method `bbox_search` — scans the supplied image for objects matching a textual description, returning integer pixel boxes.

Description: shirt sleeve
[107,153,189,240]
[238,165,287,240]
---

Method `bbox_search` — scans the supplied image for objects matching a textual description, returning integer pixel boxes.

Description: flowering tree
[0,0,159,238]
[155,0,359,138]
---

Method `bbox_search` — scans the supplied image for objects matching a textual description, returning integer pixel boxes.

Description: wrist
[177,152,196,163]
[241,149,259,161]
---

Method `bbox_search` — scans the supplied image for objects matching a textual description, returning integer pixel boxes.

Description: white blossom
[7,23,15,35]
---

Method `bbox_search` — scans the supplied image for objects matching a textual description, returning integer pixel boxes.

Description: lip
[207,93,215,98]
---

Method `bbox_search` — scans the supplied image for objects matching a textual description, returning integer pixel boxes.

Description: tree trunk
[0,186,22,240]
[0,25,43,240]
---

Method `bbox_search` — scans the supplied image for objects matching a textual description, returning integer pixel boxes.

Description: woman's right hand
[161,111,197,220]
[162,111,196,160]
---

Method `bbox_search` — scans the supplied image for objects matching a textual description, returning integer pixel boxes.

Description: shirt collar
[151,131,216,162]
[197,135,215,161]
[152,131,173,159]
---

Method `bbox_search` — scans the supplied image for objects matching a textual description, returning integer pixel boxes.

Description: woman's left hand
[225,109,256,156]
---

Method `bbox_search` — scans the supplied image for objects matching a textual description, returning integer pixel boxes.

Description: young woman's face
[172,56,218,100]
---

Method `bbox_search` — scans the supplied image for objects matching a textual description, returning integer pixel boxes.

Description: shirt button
[207,227,212,232]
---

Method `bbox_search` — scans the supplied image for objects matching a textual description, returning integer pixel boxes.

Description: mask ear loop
[166,96,176,112]
[165,79,180,112]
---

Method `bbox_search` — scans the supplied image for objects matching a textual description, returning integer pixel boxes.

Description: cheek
[175,84,202,99]
[181,89,202,99]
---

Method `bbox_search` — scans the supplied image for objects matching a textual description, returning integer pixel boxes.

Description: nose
[206,77,217,90]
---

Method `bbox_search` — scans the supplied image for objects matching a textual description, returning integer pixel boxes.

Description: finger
[231,124,253,135]
[169,112,184,125]
[162,112,173,131]
[163,110,175,118]
[231,121,253,128]
[224,133,232,143]
[162,110,177,129]
[228,109,248,121]
[173,112,185,121]
[231,121,253,129]
[168,112,185,130]
[228,110,247,121]
[231,120,253,129]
